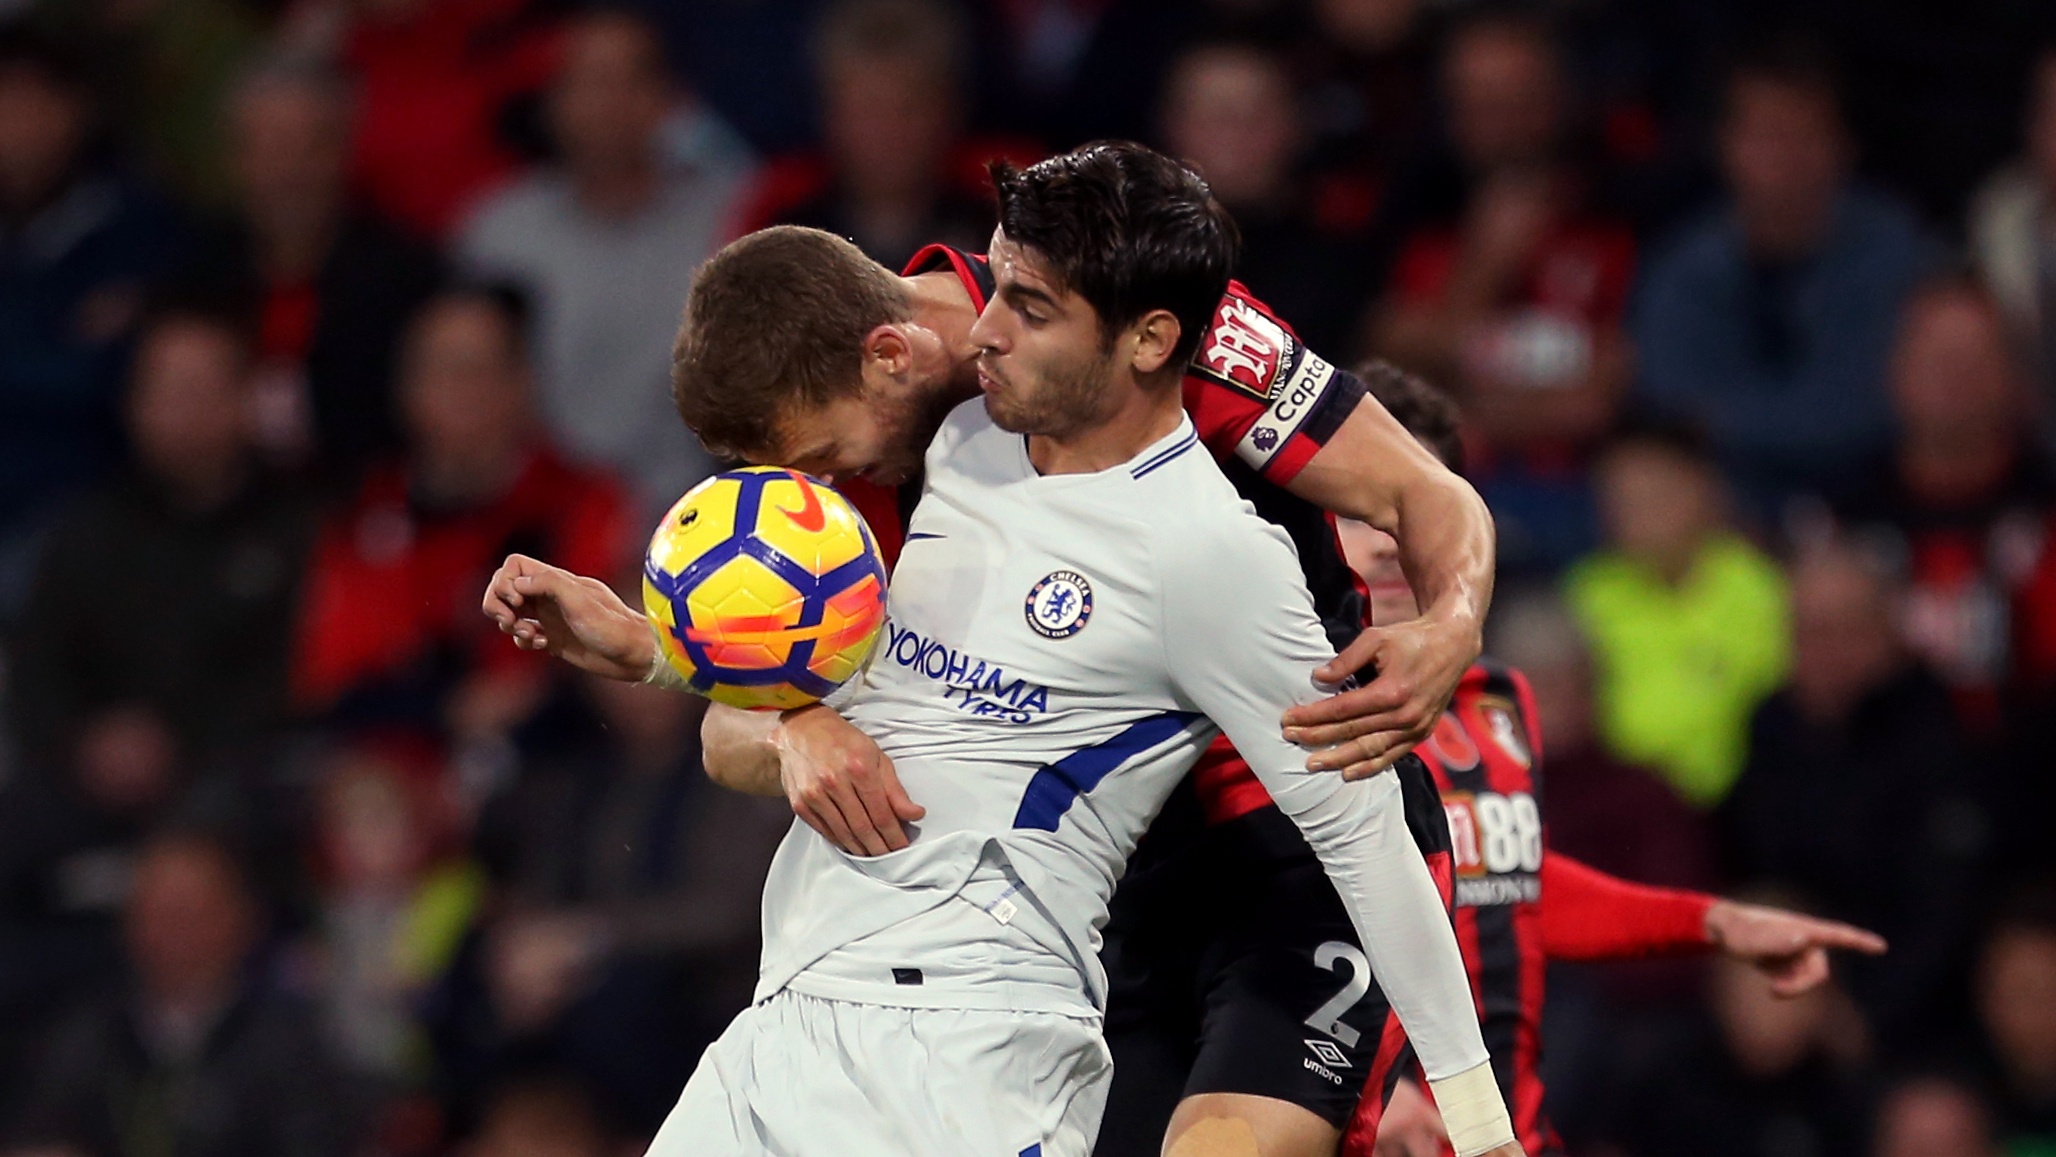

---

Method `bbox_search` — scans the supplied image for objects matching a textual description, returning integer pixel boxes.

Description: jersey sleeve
[1538,853,1716,960]
[1156,513,1491,1084]
[1183,283,1366,488]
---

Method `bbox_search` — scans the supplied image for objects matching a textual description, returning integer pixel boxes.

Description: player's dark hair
[1355,360,1465,474]
[672,225,913,459]
[988,141,1239,367]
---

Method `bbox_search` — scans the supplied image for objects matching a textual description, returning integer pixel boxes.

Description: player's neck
[904,270,984,404]
[1028,375,1184,476]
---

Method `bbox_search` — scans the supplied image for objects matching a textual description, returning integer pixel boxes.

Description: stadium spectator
[176,54,443,477]
[737,0,1003,270]
[462,1076,612,1157]
[1158,38,1371,355]
[1487,589,1714,901]
[306,736,478,1084]
[1872,1074,2001,1157]
[0,24,182,613]
[1,832,366,1157]
[1298,0,1437,213]
[288,287,632,738]
[1565,421,1789,808]
[1833,278,2056,733]
[1722,542,1995,1052]
[336,0,562,240]
[1610,909,1872,1157]
[447,677,786,1130]
[1370,10,1635,575]
[30,0,264,209]
[1632,40,1939,515]
[10,300,314,785]
[1972,888,2056,1144]
[1967,44,2056,450]
[459,9,744,522]
[962,0,1192,150]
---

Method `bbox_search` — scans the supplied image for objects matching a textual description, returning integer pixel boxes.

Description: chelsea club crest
[1025,570,1093,638]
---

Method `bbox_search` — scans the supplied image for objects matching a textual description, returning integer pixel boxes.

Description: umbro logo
[1304,1039,1351,1069]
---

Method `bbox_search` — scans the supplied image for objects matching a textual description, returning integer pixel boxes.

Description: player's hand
[1704,899,1887,997]
[775,704,926,857]
[482,553,652,681]
[1374,1079,1449,1157]
[1281,613,1480,780]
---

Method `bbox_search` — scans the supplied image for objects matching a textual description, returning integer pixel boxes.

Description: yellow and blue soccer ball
[643,467,888,710]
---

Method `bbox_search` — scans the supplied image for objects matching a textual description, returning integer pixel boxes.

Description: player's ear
[1128,310,1183,376]
[862,323,913,377]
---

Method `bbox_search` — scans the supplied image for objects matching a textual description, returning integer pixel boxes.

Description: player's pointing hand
[481,554,654,682]
[774,704,926,857]
[1281,613,1480,780]
[1705,899,1888,998]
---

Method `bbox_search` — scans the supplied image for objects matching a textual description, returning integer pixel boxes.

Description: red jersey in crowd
[344,0,564,240]
[293,445,629,709]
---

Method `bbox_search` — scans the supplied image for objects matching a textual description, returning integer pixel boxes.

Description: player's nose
[967,305,1005,352]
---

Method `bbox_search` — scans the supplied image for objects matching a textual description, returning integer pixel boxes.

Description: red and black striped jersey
[1412,663,1556,1157]
[1340,665,1720,1157]
[854,245,1377,828]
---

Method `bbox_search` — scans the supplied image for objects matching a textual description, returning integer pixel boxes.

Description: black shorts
[1094,757,1454,1156]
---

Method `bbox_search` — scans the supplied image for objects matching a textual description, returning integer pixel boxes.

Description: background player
[1330,367,1886,1157]
[639,142,1520,1157]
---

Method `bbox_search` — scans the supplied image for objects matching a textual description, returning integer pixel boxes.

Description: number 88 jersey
[1412,661,1554,1152]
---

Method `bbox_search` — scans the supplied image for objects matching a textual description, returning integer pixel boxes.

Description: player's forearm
[1284,775,1515,1155]
[1392,468,1494,647]
[1285,775,1490,1080]
[1287,401,1495,641]
[700,704,785,797]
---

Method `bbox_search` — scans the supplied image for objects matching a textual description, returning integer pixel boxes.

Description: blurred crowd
[1,0,2055,1155]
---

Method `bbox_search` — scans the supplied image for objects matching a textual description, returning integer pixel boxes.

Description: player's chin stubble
[983,349,1115,438]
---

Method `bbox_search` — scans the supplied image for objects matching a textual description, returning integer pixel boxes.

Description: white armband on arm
[642,618,693,692]
[1428,1061,1517,1156]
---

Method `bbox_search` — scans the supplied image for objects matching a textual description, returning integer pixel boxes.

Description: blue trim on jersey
[1020,1146,1043,1157]
[1129,429,1199,479]
[1012,710,1203,831]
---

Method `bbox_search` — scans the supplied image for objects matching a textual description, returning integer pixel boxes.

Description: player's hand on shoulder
[1281,613,1481,780]
[1705,899,1887,998]
[774,704,926,857]
[482,553,653,682]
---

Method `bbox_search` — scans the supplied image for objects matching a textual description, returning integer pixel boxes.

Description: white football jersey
[754,400,1488,1082]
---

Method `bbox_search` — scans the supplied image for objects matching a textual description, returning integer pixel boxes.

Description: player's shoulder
[1183,280,1304,404]
[1131,423,1299,569]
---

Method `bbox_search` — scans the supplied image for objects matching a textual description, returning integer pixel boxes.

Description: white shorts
[646,989,1111,1157]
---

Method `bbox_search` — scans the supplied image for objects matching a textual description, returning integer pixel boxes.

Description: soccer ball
[642,467,889,711]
